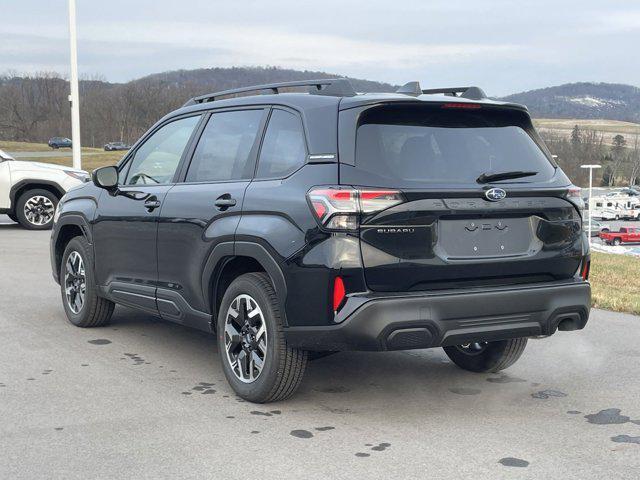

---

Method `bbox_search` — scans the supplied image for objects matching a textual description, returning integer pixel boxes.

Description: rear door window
[186,109,264,183]
[256,109,306,179]
[353,104,556,188]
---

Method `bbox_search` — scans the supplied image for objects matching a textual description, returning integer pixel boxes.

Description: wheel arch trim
[202,241,288,325]
[10,179,65,211]
[55,214,93,244]
[51,214,93,284]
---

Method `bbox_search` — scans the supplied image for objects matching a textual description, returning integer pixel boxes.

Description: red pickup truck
[600,227,640,245]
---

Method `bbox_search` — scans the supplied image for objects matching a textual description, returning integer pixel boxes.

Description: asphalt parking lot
[0,215,639,479]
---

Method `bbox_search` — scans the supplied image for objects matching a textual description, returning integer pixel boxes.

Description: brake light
[441,103,482,109]
[333,276,346,312]
[307,187,404,230]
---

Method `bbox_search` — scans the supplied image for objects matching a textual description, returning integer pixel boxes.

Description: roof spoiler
[183,78,357,107]
[395,82,487,100]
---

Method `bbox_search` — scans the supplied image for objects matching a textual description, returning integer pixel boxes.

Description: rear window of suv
[353,104,555,188]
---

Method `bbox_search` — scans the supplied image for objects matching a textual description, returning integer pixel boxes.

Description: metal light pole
[68,0,81,170]
[581,164,601,246]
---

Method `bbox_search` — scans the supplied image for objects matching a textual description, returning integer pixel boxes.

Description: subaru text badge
[485,188,507,201]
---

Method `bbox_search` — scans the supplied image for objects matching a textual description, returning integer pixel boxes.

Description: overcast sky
[1,0,639,96]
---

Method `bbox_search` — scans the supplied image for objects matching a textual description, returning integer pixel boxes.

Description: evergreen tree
[571,125,581,147]
[612,134,627,154]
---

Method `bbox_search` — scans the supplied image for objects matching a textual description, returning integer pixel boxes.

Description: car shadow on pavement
[0,222,21,229]
[106,306,535,411]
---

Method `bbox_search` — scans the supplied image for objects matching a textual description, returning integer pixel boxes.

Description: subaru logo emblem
[485,188,507,201]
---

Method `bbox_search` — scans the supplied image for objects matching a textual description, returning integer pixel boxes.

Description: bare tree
[629,133,640,186]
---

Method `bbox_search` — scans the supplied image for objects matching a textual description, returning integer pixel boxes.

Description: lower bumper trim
[284,281,591,351]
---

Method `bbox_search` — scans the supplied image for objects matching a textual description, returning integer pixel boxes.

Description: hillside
[138,66,396,94]
[500,82,640,123]
[2,68,639,149]
[0,67,396,146]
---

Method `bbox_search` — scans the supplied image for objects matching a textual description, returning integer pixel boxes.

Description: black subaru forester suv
[51,79,591,402]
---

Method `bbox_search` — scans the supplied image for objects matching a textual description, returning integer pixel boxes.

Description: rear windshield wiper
[476,170,538,183]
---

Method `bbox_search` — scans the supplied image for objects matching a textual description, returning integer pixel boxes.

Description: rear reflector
[333,276,346,312]
[581,260,590,281]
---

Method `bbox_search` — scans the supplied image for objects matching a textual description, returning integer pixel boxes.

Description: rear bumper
[284,280,591,351]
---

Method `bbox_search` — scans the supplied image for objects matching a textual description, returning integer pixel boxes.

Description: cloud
[79,21,521,70]
[1,0,639,95]
[592,11,640,33]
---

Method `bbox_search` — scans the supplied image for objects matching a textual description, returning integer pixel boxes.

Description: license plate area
[437,217,540,260]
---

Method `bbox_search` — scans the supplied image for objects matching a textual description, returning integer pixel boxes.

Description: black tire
[613,237,622,246]
[15,188,58,230]
[60,236,114,327]
[217,272,307,403]
[443,338,528,373]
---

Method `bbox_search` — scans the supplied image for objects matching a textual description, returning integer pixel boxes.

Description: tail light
[307,187,404,231]
[566,186,585,214]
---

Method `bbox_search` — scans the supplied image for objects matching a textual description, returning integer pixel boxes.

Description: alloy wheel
[23,195,55,226]
[64,251,86,314]
[224,294,267,383]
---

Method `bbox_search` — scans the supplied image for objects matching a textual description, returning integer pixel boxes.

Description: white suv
[0,149,89,229]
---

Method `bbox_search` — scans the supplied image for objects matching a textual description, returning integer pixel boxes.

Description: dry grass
[534,118,640,135]
[533,118,640,147]
[0,141,124,171]
[590,252,640,315]
[32,151,125,171]
[0,141,55,152]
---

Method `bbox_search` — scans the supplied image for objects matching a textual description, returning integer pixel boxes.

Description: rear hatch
[339,102,584,292]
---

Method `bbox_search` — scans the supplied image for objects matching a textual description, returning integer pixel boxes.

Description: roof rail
[396,82,487,100]
[183,78,356,107]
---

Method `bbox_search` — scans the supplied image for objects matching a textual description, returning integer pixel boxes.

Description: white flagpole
[68,0,82,169]
[581,164,601,246]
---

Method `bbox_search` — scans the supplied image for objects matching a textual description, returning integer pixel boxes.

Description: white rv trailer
[590,193,640,220]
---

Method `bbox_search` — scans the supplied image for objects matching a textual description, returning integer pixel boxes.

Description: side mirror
[92,165,119,191]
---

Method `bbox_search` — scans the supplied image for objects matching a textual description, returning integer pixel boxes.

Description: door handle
[144,199,161,212]
[215,194,237,210]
